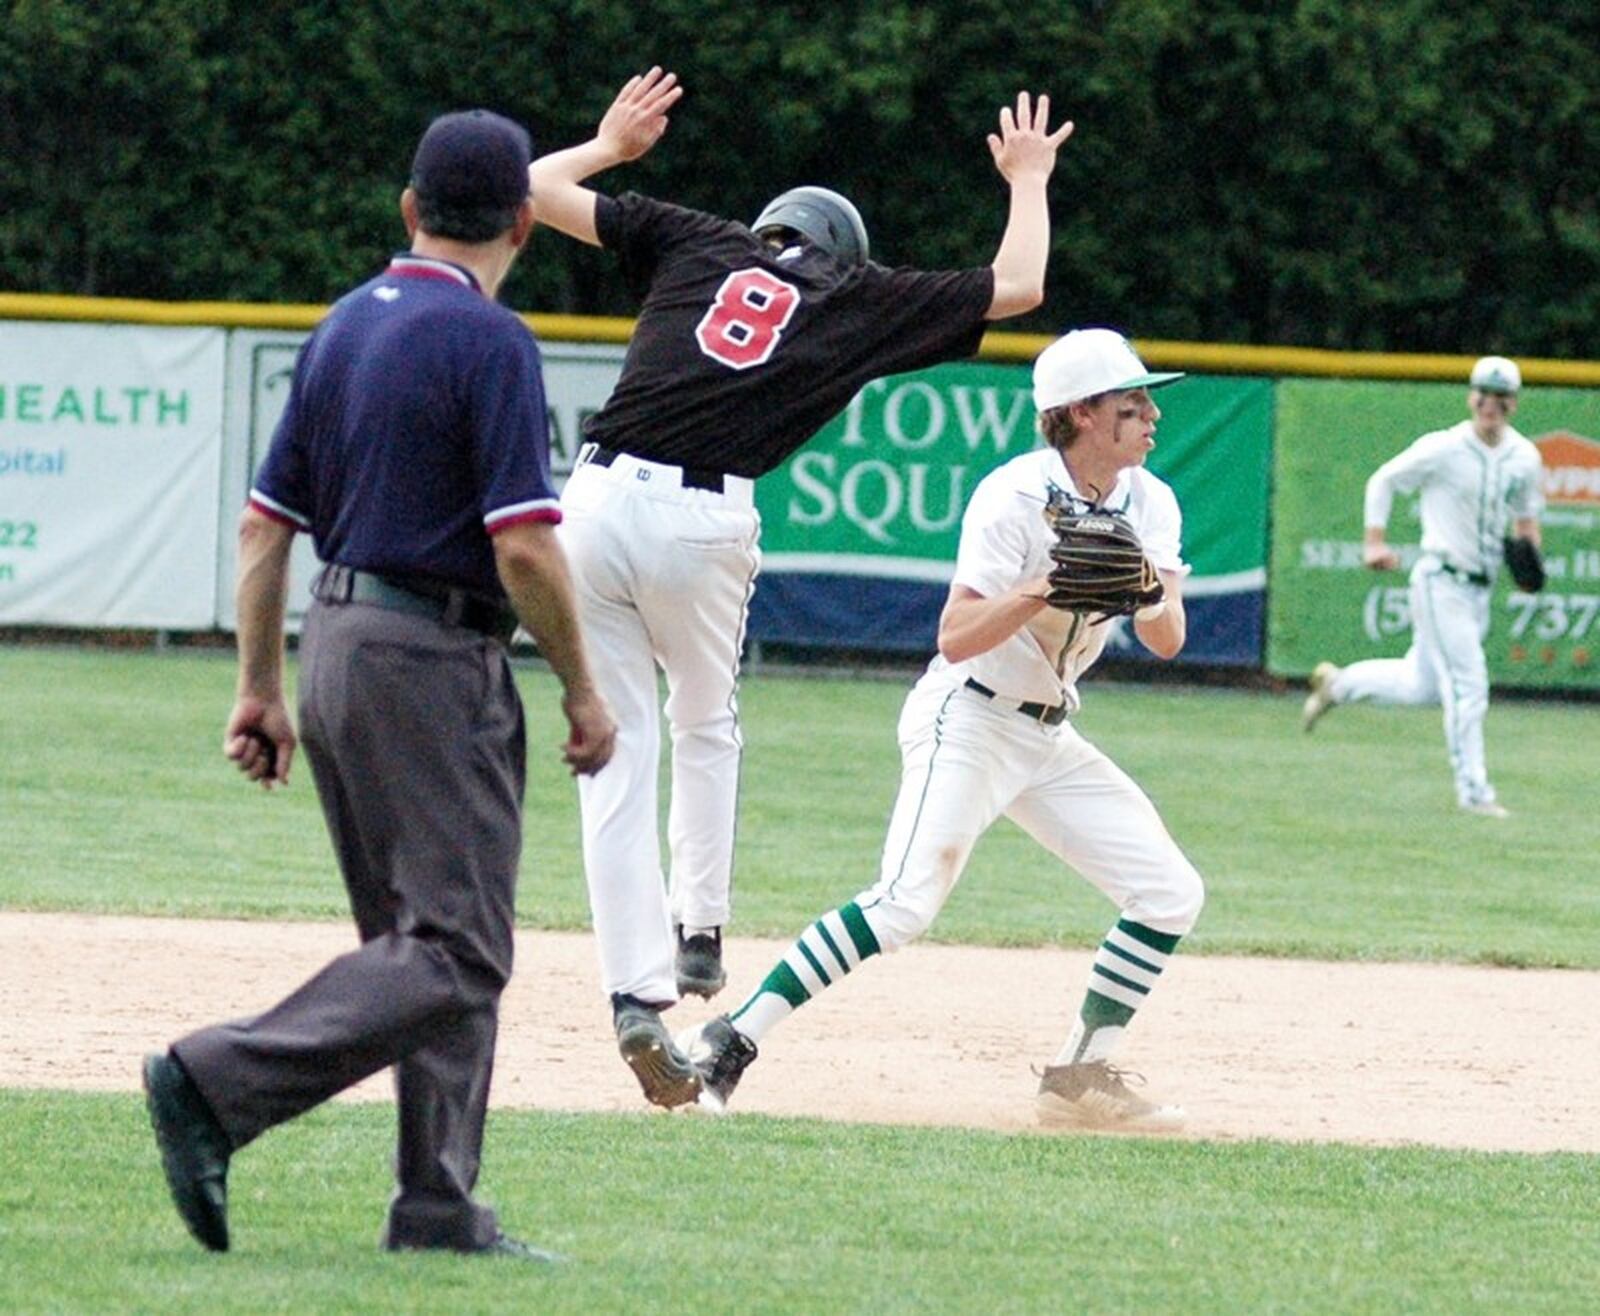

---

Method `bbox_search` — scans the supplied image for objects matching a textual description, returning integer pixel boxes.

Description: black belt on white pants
[1438,562,1491,587]
[578,442,729,493]
[964,677,1068,726]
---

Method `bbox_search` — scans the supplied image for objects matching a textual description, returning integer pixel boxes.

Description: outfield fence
[3,293,1597,688]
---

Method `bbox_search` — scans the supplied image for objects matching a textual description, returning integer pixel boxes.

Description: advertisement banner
[220,337,1271,664]
[1269,379,1600,689]
[0,322,225,627]
[751,363,1274,664]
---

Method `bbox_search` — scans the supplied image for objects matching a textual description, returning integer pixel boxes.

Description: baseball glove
[1502,534,1545,593]
[1041,489,1164,618]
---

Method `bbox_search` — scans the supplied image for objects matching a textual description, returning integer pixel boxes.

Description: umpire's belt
[964,677,1068,726]
[581,442,729,493]
[313,565,517,642]
[1438,561,1491,587]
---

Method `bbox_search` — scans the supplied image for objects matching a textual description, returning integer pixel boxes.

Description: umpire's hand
[561,688,616,777]
[224,695,297,789]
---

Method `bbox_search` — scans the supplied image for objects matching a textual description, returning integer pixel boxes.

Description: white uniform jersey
[925,447,1188,712]
[1364,421,1545,578]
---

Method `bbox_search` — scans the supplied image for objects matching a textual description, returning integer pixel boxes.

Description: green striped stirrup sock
[728,901,881,1043]
[1055,918,1182,1066]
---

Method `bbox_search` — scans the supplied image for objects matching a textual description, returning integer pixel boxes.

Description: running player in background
[528,68,1075,1107]
[1301,355,1545,818]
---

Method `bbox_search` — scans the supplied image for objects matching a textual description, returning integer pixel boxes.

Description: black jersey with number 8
[584,192,994,479]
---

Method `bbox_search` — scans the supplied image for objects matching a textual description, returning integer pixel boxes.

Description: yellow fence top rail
[5,292,1599,387]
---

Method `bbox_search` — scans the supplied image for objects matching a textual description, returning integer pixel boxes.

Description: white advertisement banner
[539,341,627,476]
[216,330,321,631]
[0,322,225,627]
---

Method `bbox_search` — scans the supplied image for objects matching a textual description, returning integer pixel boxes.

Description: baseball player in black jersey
[530,68,1074,1107]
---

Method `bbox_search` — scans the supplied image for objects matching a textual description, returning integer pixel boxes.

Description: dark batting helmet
[752,186,869,265]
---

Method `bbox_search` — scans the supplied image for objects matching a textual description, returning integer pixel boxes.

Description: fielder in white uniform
[1301,356,1545,817]
[680,329,1206,1131]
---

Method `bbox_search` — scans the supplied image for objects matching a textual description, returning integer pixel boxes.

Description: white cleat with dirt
[1301,661,1341,732]
[1035,1061,1185,1132]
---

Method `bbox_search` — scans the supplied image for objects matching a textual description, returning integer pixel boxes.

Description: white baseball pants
[855,676,1205,953]
[1330,560,1495,806]
[558,450,761,1004]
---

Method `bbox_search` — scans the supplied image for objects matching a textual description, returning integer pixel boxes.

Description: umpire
[141,109,615,1259]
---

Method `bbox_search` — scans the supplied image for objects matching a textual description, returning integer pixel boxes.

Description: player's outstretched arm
[985,92,1074,320]
[529,67,683,246]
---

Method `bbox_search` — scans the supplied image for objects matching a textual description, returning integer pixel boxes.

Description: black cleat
[677,1015,758,1113]
[612,993,703,1108]
[674,926,728,1000]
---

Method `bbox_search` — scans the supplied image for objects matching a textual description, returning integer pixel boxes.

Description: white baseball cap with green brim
[1033,328,1185,411]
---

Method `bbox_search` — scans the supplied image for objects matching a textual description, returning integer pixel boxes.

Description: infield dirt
[3,911,1595,1154]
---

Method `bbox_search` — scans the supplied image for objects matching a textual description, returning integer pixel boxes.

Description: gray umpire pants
[173,597,526,1250]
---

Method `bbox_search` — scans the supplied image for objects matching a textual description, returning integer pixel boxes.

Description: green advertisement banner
[754,360,1273,584]
[747,360,1273,662]
[1270,378,1600,689]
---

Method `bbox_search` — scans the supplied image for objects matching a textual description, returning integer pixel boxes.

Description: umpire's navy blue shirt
[250,255,560,597]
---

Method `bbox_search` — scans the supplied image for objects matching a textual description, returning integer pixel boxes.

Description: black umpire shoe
[674,925,728,1000]
[612,993,703,1108]
[142,1051,233,1251]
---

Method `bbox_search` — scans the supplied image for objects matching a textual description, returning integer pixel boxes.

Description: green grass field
[3,646,1597,964]
[3,645,1598,1312]
[3,1093,1597,1315]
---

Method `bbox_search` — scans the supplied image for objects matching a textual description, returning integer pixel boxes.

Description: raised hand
[987,92,1075,183]
[597,66,685,163]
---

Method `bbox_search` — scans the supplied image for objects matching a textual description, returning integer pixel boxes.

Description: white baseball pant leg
[1333,564,1494,804]
[559,457,758,1004]
[1005,735,1204,936]
[1414,567,1494,804]
[1331,650,1438,707]
[854,681,1203,953]
[644,507,759,935]
[855,683,1038,950]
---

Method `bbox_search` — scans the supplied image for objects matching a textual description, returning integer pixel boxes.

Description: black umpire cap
[410,109,532,212]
